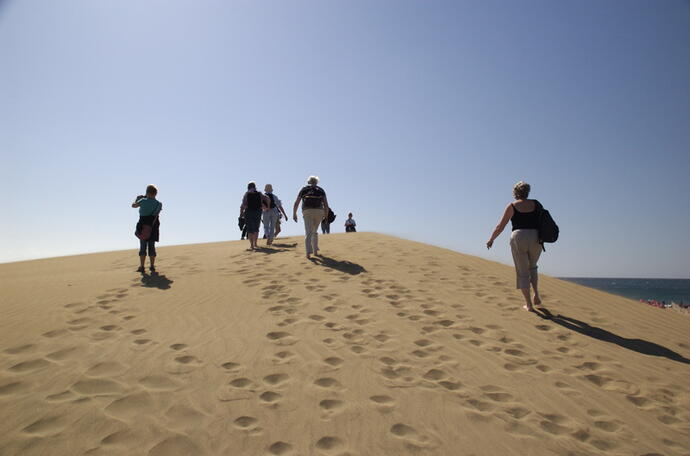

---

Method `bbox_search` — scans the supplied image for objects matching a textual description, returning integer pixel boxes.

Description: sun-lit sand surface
[1,233,688,455]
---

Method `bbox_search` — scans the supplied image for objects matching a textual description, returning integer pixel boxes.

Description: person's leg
[309,210,323,254]
[138,240,147,271]
[148,239,156,271]
[275,221,281,238]
[527,232,543,305]
[304,215,314,257]
[267,212,277,244]
[262,211,271,242]
[303,209,321,257]
[325,222,330,234]
[510,231,534,311]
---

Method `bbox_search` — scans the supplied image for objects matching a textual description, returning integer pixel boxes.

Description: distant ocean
[560,278,690,304]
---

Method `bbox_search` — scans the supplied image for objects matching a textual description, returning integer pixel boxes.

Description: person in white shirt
[345,213,356,232]
[262,184,288,246]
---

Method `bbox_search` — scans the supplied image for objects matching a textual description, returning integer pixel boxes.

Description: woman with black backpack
[293,176,330,259]
[486,181,543,312]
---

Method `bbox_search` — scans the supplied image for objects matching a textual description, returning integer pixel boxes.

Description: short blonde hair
[513,181,530,199]
[264,184,273,193]
[146,184,158,196]
[307,175,319,185]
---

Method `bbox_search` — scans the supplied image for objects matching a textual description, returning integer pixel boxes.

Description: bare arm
[261,194,271,209]
[486,203,514,249]
[240,193,247,216]
[322,195,330,218]
[292,193,301,222]
[279,204,288,220]
[131,195,143,208]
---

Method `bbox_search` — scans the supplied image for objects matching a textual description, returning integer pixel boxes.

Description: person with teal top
[132,185,163,273]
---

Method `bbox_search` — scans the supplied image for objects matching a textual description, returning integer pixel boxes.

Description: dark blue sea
[560,278,690,305]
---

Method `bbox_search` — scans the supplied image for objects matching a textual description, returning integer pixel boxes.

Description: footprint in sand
[259,391,282,404]
[390,423,437,450]
[221,361,241,371]
[266,331,297,345]
[229,377,254,389]
[314,377,343,390]
[323,357,343,368]
[175,355,201,365]
[273,351,295,364]
[319,399,345,417]
[315,436,347,454]
[233,415,259,429]
[370,395,396,411]
[538,413,573,435]
[263,373,290,386]
[268,441,293,455]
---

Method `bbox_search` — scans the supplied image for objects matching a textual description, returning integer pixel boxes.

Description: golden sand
[0,233,688,455]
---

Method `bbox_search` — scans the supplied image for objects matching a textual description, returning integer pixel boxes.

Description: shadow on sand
[271,242,298,249]
[140,272,174,290]
[253,243,298,255]
[310,255,366,275]
[536,307,690,365]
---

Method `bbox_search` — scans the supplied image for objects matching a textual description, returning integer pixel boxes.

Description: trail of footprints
[3,253,688,455]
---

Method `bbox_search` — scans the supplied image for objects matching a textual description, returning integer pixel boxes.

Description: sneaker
[149,266,156,273]
[137,266,145,273]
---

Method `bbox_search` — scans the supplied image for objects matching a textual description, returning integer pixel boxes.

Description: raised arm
[131,195,144,208]
[486,203,514,249]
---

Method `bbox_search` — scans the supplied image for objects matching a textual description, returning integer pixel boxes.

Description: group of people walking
[239,182,289,249]
[133,179,552,313]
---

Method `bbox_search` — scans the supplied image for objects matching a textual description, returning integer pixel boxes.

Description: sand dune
[0,233,688,455]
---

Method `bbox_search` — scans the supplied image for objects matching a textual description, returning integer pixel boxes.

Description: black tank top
[511,200,539,231]
[246,191,262,210]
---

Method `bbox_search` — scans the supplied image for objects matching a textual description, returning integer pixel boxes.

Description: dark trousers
[139,239,156,257]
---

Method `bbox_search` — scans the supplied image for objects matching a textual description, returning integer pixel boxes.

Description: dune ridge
[0,233,688,455]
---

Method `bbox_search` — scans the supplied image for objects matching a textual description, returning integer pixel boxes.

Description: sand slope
[0,233,688,456]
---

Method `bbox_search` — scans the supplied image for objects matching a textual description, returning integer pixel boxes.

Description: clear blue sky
[1,0,689,278]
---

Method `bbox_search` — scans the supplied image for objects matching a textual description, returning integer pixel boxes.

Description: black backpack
[301,186,325,208]
[327,209,336,224]
[535,201,559,247]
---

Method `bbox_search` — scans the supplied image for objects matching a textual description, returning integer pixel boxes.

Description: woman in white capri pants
[486,181,543,312]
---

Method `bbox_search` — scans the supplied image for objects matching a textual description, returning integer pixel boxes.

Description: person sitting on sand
[486,181,543,312]
[241,182,270,251]
[345,213,356,232]
[262,184,288,246]
[293,175,329,259]
[132,185,162,273]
